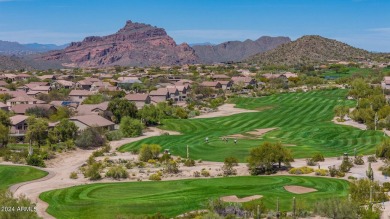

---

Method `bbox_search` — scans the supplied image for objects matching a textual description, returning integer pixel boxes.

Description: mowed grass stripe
[40,176,350,219]
[120,89,385,161]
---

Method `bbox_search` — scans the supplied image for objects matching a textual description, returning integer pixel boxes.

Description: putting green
[40,176,349,218]
[120,89,384,161]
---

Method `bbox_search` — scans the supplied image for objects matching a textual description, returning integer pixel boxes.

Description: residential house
[167,85,188,101]
[9,115,29,136]
[167,87,180,101]
[231,77,257,87]
[124,94,151,109]
[54,80,75,89]
[117,77,142,90]
[6,96,44,108]
[69,90,95,102]
[149,88,169,103]
[217,80,233,90]
[211,74,231,81]
[76,102,109,116]
[37,75,57,81]
[200,81,222,89]
[69,115,115,131]
[382,76,390,90]
[0,102,8,111]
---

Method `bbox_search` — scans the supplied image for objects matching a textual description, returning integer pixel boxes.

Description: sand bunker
[220,195,263,203]
[284,186,317,194]
[224,128,277,139]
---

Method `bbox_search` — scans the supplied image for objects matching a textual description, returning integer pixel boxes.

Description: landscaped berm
[40,176,349,219]
[120,89,384,161]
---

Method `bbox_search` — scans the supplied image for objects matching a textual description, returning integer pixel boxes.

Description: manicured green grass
[40,176,349,219]
[0,165,48,190]
[120,89,385,161]
[322,67,374,79]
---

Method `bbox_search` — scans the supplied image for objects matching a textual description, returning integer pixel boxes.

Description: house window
[79,96,82,99]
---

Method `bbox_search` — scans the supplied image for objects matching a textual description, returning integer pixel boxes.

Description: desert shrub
[26,154,46,167]
[383,182,390,191]
[380,165,390,176]
[314,169,329,176]
[106,165,128,179]
[339,157,354,172]
[311,153,325,162]
[201,169,210,177]
[148,159,157,164]
[125,162,133,169]
[348,176,357,180]
[75,127,105,149]
[222,156,238,176]
[139,144,162,162]
[314,198,359,219]
[288,166,313,175]
[165,160,179,174]
[69,172,78,179]
[193,171,201,177]
[306,159,317,166]
[149,173,162,181]
[83,162,102,180]
[367,155,377,163]
[105,130,123,141]
[92,150,104,157]
[354,155,365,165]
[184,159,196,167]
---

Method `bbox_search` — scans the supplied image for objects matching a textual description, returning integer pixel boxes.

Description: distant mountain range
[247,35,375,66]
[0,21,387,70]
[192,36,291,63]
[0,40,67,56]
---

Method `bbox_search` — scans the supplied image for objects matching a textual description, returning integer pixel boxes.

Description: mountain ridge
[193,36,291,63]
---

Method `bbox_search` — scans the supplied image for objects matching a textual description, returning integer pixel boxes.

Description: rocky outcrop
[193,36,291,63]
[41,20,199,67]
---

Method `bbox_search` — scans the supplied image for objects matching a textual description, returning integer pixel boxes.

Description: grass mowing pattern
[40,176,349,219]
[0,165,48,190]
[120,89,385,161]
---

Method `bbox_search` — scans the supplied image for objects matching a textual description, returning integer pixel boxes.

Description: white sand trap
[284,186,317,194]
[220,195,262,203]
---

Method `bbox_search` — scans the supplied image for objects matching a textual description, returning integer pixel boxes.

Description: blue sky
[0,0,389,52]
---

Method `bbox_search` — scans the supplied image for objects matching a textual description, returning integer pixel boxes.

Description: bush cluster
[288,166,314,175]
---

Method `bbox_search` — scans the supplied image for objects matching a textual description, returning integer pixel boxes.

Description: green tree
[82,94,107,104]
[138,104,160,125]
[108,99,138,123]
[75,127,105,149]
[222,156,238,176]
[26,106,50,118]
[119,116,144,137]
[49,106,73,121]
[49,119,78,143]
[248,142,294,175]
[0,110,11,127]
[350,179,387,205]
[25,117,49,148]
[139,144,153,162]
[0,124,9,147]
[333,105,350,121]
